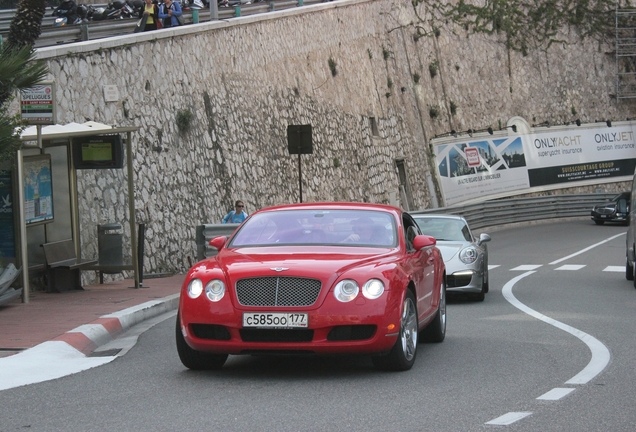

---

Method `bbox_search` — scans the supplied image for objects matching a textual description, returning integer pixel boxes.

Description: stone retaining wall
[23,0,635,281]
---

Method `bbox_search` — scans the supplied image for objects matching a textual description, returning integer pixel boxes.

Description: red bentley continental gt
[176,202,446,371]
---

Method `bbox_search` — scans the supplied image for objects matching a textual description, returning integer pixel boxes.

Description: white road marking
[555,264,586,271]
[537,387,575,400]
[488,265,500,270]
[511,264,542,271]
[549,233,625,265]
[603,266,624,272]
[502,271,610,385]
[485,412,532,425]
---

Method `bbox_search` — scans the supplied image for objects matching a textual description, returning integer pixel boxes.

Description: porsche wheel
[372,290,418,372]
[175,314,228,370]
[482,263,489,293]
[626,258,634,281]
[420,279,446,343]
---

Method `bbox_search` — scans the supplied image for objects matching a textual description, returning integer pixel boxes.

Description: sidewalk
[0,274,185,358]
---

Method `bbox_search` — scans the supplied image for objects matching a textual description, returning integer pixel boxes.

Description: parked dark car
[591,192,630,225]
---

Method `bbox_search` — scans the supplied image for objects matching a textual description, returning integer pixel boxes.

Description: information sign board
[20,82,56,125]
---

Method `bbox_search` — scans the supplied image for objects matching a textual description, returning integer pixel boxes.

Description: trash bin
[98,223,123,266]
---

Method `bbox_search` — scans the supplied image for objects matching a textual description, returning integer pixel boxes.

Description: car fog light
[187,279,203,299]
[205,279,225,302]
[362,279,384,299]
[334,279,359,302]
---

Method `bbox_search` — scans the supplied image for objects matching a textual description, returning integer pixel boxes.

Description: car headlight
[187,279,203,298]
[205,279,225,302]
[362,279,385,299]
[334,279,359,302]
[459,246,478,264]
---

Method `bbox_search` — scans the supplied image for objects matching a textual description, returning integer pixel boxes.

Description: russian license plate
[243,312,308,328]
[600,215,607,218]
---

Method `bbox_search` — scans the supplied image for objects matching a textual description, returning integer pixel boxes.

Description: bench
[42,239,98,293]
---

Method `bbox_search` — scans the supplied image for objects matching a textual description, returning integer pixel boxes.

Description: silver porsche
[411,214,491,301]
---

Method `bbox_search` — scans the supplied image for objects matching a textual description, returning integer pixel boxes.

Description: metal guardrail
[410,193,618,231]
[0,0,321,47]
[194,194,620,261]
[195,223,239,260]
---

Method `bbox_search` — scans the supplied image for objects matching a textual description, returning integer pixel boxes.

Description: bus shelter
[11,121,140,302]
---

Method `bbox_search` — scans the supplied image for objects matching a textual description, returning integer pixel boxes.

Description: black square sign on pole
[287,125,313,203]
[287,125,313,154]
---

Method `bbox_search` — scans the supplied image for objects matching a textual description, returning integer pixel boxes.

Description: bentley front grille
[236,277,322,307]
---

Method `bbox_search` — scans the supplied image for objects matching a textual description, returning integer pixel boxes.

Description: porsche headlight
[362,279,385,299]
[205,279,226,302]
[459,247,477,264]
[334,279,359,302]
[187,279,203,298]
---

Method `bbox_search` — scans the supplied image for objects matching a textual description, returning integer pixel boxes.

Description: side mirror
[412,235,436,250]
[477,233,491,245]
[209,236,227,253]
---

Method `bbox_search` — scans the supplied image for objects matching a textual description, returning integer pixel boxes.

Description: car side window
[402,214,421,252]
[460,223,472,241]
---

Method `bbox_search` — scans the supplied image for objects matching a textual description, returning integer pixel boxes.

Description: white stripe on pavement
[486,412,532,425]
[549,233,625,265]
[510,265,542,271]
[603,266,624,272]
[502,271,611,385]
[537,387,576,400]
[555,264,585,271]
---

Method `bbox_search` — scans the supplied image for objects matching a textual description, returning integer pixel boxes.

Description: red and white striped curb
[51,293,180,355]
[0,293,179,391]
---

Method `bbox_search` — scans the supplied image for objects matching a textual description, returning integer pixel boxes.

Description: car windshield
[612,193,630,202]
[414,217,470,242]
[230,209,397,247]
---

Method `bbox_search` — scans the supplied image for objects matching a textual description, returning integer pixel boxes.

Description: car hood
[198,246,398,282]
[435,242,467,262]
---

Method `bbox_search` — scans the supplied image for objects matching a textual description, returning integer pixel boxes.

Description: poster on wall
[432,121,636,206]
[0,169,14,259]
[23,154,54,225]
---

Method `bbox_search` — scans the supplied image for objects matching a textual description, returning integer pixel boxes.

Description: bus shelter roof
[20,121,138,142]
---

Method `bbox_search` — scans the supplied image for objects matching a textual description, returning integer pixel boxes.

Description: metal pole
[16,149,29,303]
[298,153,302,203]
[137,223,145,286]
[210,0,218,20]
[126,131,139,288]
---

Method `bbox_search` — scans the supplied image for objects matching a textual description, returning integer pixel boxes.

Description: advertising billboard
[432,121,636,206]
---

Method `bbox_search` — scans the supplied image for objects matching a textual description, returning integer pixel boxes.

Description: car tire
[175,314,228,370]
[420,279,446,343]
[372,290,418,372]
[482,263,489,294]
[594,220,605,225]
[627,258,634,281]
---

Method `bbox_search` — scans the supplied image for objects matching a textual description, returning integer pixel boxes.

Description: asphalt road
[1,219,635,431]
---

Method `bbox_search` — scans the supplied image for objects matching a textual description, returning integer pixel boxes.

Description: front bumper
[446,269,483,294]
[179,289,403,356]
[591,210,628,223]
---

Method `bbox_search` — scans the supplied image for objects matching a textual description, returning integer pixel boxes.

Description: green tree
[6,0,47,51]
[410,0,616,53]
[0,45,48,161]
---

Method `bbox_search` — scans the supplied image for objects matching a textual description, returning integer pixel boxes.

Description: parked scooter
[52,0,82,26]
[87,0,129,21]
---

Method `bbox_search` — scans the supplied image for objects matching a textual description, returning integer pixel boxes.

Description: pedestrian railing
[0,0,324,48]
